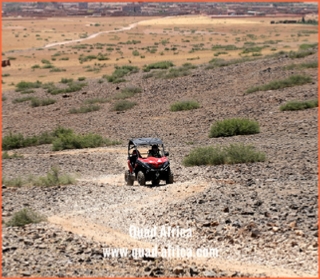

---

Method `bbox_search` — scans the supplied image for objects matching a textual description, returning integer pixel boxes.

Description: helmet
[152,145,158,150]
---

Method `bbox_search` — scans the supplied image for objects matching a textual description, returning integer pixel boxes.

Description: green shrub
[111,100,137,111]
[132,50,140,56]
[31,64,40,69]
[44,82,87,95]
[49,67,66,72]
[299,43,318,50]
[78,77,86,81]
[212,44,238,51]
[32,166,76,186]
[2,126,119,151]
[246,75,312,94]
[241,46,264,54]
[2,130,55,150]
[143,61,174,72]
[288,50,315,59]
[15,81,42,93]
[2,151,23,159]
[52,133,117,151]
[280,99,318,111]
[69,105,100,114]
[284,61,318,70]
[2,132,28,150]
[31,98,56,107]
[206,57,252,69]
[2,177,24,187]
[105,65,139,83]
[6,208,46,227]
[42,64,54,69]
[60,78,73,84]
[183,143,266,166]
[209,118,260,138]
[170,100,200,112]
[12,96,35,103]
[84,98,109,104]
[41,59,51,64]
[114,86,142,99]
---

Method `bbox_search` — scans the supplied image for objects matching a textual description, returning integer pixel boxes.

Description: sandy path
[47,174,315,278]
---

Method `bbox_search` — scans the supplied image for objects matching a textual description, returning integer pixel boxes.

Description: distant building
[122,4,142,14]
[79,3,88,9]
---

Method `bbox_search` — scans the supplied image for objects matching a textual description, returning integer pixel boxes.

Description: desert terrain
[1,15,319,277]
[2,15,318,89]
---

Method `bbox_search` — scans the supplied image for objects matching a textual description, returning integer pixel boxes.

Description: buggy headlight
[161,161,169,170]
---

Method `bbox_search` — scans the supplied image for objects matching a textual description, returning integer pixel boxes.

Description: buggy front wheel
[166,172,174,184]
[137,171,146,186]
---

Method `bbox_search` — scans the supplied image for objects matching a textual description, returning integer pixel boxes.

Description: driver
[148,145,161,158]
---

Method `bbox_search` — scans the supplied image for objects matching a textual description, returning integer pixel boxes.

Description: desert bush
[2,177,24,187]
[183,143,266,166]
[52,132,117,151]
[2,132,53,150]
[206,57,252,69]
[284,61,318,70]
[145,63,196,79]
[111,100,137,111]
[69,105,100,114]
[31,98,56,107]
[209,118,260,137]
[114,86,142,99]
[246,75,312,94]
[6,208,46,227]
[31,64,40,69]
[49,67,66,72]
[280,99,318,111]
[288,50,315,59]
[60,78,73,84]
[41,59,51,64]
[84,98,109,104]
[44,82,87,95]
[79,54,97,63]
[299,43,318,50]
[241,46,264,54]
[105,65,139,83]
[97,54,109,61]
[212,44,238,51]
[12,96,35,103]
[15,81,42,93]
[42,64,54,69]
[32,166,76,186]
[78,77,86,81]
[170,100,200,111]
[165,67,190,78]
[143,61,174,72]
[2,127,71,150]
[2,151,23,159]
[2,132,29,150]
[132,50,140,56]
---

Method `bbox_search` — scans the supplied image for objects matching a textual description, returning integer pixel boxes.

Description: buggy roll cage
[128,138,167,157]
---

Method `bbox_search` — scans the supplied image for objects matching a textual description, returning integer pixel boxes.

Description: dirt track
[2,47,318,277]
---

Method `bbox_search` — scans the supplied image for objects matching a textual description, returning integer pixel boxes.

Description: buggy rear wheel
[137,171,146,186]
[125,170,134,186]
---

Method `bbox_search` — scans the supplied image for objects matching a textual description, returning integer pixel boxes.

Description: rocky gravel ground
[2,51,318,277]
